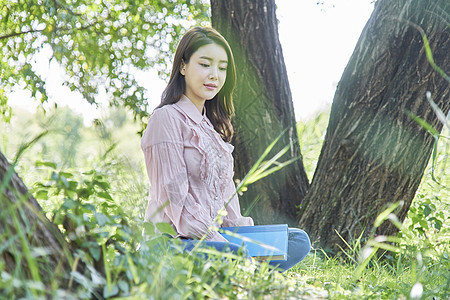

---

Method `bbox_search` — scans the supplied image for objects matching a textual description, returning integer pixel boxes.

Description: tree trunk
[211,0,310,226]
[0,152,71,287]
[298,0,449,252]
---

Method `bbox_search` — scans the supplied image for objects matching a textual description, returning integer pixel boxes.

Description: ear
[180,60,186,76]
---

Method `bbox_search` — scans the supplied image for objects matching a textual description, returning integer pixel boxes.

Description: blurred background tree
[211,0,310,226]
[0,0,209,123]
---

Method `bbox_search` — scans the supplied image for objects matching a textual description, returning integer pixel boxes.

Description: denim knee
[267,227,311,272]
[288,228,311,262]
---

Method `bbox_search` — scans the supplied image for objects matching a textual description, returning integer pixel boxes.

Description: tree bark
[298,0,449,252]
[211,0,310,226]
[0,152,71,286]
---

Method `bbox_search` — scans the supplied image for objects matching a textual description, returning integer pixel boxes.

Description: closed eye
[200,63,210,68]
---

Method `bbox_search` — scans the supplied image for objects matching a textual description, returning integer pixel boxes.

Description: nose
[209,66,218,80]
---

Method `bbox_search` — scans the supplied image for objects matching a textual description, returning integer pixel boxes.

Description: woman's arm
[222,180,254,228]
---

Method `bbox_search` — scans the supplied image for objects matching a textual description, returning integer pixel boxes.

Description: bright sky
[277,0,374,120]
[9,0,374,124]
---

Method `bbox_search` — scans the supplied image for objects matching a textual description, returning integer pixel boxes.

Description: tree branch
[0,29,44,40]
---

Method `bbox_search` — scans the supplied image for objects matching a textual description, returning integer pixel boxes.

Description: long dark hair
[158,27,237,142]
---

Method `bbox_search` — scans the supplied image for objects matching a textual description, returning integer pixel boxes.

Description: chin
[205,93,219,100]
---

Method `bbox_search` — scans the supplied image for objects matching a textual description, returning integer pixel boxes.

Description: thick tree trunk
[0,152,71,287]
[211,0,310,226]
[298,0,449,252]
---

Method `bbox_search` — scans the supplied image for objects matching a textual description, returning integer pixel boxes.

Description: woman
[141,27,310,271]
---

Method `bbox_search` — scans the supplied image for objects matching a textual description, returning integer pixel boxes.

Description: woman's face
[181,43,228,108]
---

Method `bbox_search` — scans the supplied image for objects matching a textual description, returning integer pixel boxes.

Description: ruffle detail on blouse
[183,115,235,186]
[188,126,208,184]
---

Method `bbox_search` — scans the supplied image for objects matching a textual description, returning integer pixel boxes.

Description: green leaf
[77,188,92,199]
[83,170,96,175]
[35,161,57,169]
[144,222,155,235]
[97,191,113,201]
[84,204,96,212]
[116,229,131,241]
[118,280,129,294]
[34,190,48,200]
[51,171,59,181]
[156,222,177,236]
[103,284,119,298]
[95,212,111,227]
[434,219,442,231]
[59,175,69,188]
[94,180,110,191]
[68,180,78,190]
[62,198,78,210]
[59,171,74,178]
[89,245,101,261]
[419,219,428,229]
[423,204,432,217]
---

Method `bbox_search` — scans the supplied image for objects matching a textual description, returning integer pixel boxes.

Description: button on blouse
[141,95,254,241]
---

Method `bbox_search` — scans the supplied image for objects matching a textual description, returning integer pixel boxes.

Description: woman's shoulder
[149,103,186,126]
[142,104,186,147]
[150,103,177,118]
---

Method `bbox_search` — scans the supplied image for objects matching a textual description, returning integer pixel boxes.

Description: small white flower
[410,282,423,299]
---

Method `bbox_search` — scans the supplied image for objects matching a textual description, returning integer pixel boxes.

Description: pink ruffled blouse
[141,95,254,242]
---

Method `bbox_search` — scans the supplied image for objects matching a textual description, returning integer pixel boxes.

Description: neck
[185,94,205,113]
[193,101,205,114]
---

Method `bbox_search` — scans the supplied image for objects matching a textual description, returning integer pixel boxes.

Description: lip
[204,83,217,90]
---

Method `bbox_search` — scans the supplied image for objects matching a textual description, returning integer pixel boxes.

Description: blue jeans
[267,228,311,271]
[180,228,311,272]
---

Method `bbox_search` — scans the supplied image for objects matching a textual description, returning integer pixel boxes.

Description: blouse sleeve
[222,176,254,228]
[142,108,227,242]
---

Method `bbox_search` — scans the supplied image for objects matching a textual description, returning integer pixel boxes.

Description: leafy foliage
[1,106,449,299]
[297,111,330,180]
[0,0,210,122]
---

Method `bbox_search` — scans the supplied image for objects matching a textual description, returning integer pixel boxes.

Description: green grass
[1,107,449,299]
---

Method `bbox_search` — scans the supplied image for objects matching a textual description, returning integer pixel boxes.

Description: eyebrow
[199,56,228,64]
